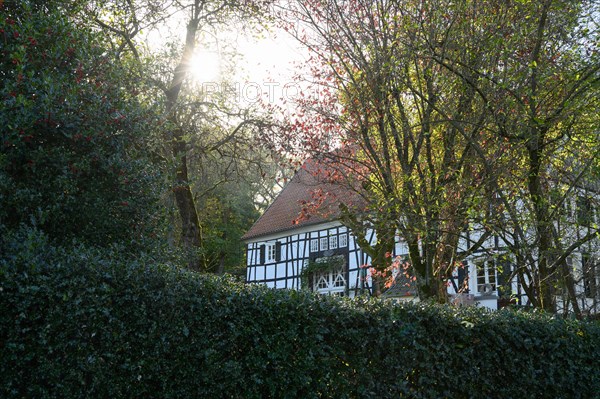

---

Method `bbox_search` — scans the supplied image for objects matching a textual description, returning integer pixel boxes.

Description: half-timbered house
[242,162,600,313]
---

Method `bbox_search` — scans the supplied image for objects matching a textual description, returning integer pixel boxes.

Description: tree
[276,0,496,300]
[85,0,276,270]
[277,0,600,311]
[428,0,600,313]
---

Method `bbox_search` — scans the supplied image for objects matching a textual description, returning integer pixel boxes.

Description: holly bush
[1,228,599,399]
[0,2,163,247]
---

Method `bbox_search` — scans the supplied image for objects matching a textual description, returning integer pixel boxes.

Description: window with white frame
[476,259,497,294]
[312,256,346,296]
[339,233,348,248]
[320,237,328,251]
[310,233,348,253]
[310,239,319,253]
[266,243,276,263]
[329,235,338,249]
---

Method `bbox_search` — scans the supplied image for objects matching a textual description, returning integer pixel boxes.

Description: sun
[189,49,221,83]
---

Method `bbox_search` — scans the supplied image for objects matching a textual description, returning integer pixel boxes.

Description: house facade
[243,165,600,313]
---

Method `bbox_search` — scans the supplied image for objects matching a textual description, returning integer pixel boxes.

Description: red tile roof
[242,159,364,241]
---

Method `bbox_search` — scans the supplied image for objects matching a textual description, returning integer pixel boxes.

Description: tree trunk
[560,258,582,318]
[217,252,226,275]
[173,133,203,270]
[165,10,203,270]
[527,145,557,312]
[216,206,229,275]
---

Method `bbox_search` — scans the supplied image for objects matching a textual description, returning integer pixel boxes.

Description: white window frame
[475,259,497,294]
[329,235,338,250]
[310,239,319,253]
[339,233,348,248]
[312,256,346,296]
[320,237,328,251]
[266,243,276,263]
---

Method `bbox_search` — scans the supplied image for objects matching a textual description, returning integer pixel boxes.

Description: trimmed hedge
[1,233,599,398]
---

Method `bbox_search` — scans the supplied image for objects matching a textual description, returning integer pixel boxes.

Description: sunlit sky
[211,28,304,84]
[144,17,308,107]
[200,28,308,107]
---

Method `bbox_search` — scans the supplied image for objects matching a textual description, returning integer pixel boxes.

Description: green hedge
[1,232,599,398]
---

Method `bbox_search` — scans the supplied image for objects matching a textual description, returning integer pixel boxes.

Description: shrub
[0,2,164,247]
[1,231,599,398]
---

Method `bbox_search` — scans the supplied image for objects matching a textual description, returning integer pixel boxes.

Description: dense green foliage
[2,228,599,399]
[0,2,163,247]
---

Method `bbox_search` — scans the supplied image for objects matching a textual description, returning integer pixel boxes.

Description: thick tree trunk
[173,135,203,270]
[165,9,203,270]
[524,2,558,312]
[527,145,557,312]
[407,238,432,300]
